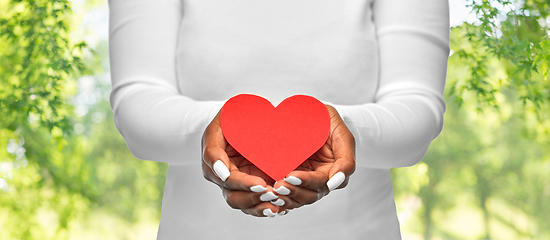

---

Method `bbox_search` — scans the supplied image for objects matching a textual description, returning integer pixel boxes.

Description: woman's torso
[175,0,378,105]
[158,0,401,239]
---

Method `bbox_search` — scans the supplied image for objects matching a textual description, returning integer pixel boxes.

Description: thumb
[202,111,231,181]
[207,148,231,182]
[326,123,356,191]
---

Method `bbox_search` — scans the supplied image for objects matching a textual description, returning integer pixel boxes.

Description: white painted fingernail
[271,198,285,207]
[260,192,278,201]
[277,209,289,216]
[250,185,267,193]
[263,208,276,217]
[213,160,230,182]
[274,186,290,195]
[327,172,345,191]
[283,176,302,186]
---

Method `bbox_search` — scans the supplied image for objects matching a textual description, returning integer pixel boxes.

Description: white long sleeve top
[108,0,449,239]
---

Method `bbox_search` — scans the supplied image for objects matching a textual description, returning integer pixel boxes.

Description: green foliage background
[1,0,549,239]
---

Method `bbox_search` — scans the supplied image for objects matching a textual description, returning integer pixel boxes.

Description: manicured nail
[327,172,345,191]
[283,176,302,186]
[250,185,267,193]
[263,208,276,217]
[260,192,278,201]
[277,209,289,216]
[213,160,230,182]
[271,198,285,207]
[274,186,290,195]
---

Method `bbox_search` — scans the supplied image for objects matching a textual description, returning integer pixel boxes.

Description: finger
[202,113,233,181]
[270,182,300,209]
[327,123,356,191]
[274,180,325,206]
[202,139,230,181]
[241,202,281,218]
[270,191,312,210]
[223,188,277,210]
[285,168,330,193]
[225,170,269,192]
[202,145,230,181]
[327,171,347,191]
[269,195,301,210]
[213,159,231,182]
[202,159,222,185]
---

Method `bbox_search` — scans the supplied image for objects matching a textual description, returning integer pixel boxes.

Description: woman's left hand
[269,105,356,211]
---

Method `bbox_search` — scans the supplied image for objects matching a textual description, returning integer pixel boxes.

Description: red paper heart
[220,94,330,181]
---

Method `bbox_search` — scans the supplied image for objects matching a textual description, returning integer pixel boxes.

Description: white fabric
[108,0,449,239]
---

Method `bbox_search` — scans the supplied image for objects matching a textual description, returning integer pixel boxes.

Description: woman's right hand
[201,111,287,217]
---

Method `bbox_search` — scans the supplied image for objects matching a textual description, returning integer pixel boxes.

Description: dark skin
[201,105,355,217]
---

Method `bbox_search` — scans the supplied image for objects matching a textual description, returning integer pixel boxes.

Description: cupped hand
[201,111,287,217]
[270,105,356,211]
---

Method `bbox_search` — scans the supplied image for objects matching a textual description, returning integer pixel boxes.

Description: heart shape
[220,94,330,181]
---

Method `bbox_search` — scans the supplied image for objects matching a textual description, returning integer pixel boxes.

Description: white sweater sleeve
[329,0,450,169]
[108,0,224,165]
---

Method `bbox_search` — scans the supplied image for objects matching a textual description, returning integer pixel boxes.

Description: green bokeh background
[1,0,549,239]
